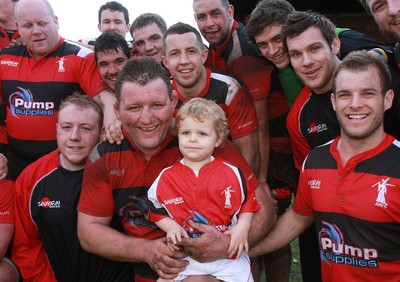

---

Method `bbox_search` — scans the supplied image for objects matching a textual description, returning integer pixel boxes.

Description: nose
[145,41,154,51]
[302,53,313,66]
[139,107,155,124]
[179,51,190,64]
[350,93,362,109]
[108,63,119,75]
[205,15,214,27]
[32,23,42,35]
[268,42,279,57]
[70,127,81,141]
[388,0,400,15]
[189,133,197,142]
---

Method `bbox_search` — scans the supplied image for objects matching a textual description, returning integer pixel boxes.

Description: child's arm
[155,217,189,251]
[224,212,253,258]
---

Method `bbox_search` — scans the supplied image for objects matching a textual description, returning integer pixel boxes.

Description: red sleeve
[286,87,312,170]
[292,160,314,216]
[227,85,258,139]
[78,154,115,217]
[0,180,14,224]
[74,52,107,98]
[12,171,56,282]
[229,56,273,101]
[215,140,259,190]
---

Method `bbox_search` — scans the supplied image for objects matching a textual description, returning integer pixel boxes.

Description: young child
[147,98,259,282]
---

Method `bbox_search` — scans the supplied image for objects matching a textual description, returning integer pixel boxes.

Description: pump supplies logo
[319,221,378,268]
[9,87,55,118]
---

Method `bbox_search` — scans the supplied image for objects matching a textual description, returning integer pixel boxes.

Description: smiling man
[94,30,131,91]
[358,0,400,44]
[130,13,167,63]
[251,49,400,282]
[12,94,134,281]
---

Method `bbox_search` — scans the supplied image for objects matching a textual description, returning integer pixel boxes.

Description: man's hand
[176,221,230,263]
[143,238,188,279]
[104,119,124,144]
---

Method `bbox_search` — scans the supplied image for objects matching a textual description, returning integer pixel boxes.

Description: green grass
[260,238,302,282]
[289,239,302,282]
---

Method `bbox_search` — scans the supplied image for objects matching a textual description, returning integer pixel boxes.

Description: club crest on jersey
[221,186,235,209]
[372,178,394,209]
[56,57,67,72]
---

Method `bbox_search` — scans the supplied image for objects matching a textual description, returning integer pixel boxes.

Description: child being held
[147,98,259,282]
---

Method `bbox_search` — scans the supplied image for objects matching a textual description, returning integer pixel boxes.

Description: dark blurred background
[231,0,388,43]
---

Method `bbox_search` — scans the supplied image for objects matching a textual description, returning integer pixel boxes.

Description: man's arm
[93,90,117,131]
[249,208,313,258]
[0,223,12,257]
[0,154,7,180]
[253,98,270,185]
[176,183,276,262]
[232,132,259,175]
[77,212,188,279]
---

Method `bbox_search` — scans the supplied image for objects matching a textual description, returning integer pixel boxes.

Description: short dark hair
[332,50,391,94]
[281,10,336,51]
[130,13,167,40]
[59,93,104,128]
[94,30,131,62]
[115,57,173,102]
[246,0,296,41]
[193,0,229,11]
[357,0,371,14]
[163,22,204,55]
[98,1,129,25]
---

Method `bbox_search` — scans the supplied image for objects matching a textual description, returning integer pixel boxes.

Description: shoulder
[59,39,94,58]
[303,141,336,170]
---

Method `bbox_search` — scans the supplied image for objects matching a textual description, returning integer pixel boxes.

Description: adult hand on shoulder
[176,221,230,263]
[104,119,124,144]
[144,237,188,279]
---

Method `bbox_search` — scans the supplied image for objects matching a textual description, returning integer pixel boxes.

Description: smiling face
[193,0,233,46]
[254,24,290,69]
[365,0,400,43]
[132,22,164,62]
[162,32,208,98]
[114,78,178,160]
[331,67,393,143]
[56,104,101,171]
[96,48,129,91]
[15,0,60,59]
[178,116,221,170]
[287,26,340,94]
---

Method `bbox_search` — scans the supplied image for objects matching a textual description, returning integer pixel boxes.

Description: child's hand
[166,227,189,252]
[224,225,249,258]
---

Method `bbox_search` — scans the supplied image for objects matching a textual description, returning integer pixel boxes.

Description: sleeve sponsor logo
[0,60,18,67]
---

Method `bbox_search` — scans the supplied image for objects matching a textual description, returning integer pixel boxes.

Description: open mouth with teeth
[348,114,367,120]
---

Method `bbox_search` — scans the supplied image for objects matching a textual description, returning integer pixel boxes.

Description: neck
[59,153,83,171]
[0,18,17,31]
[337,130,385,167]
[183,157,212,171]
[177,67,207,100]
